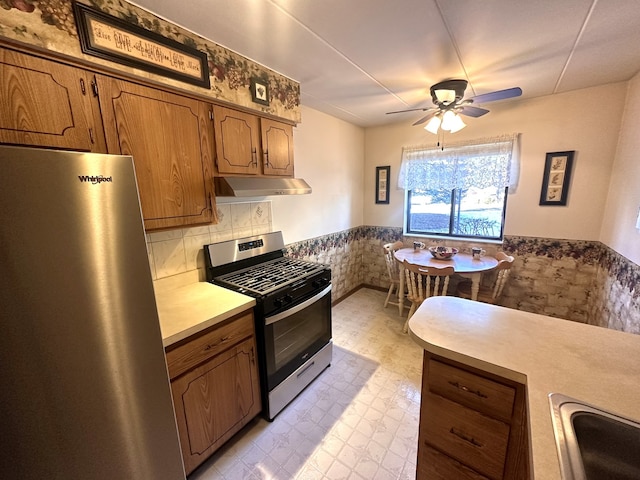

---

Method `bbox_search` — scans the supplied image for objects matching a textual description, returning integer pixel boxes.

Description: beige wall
[600,73,640,265]
[363,83,628,241]
[267,106,365,244]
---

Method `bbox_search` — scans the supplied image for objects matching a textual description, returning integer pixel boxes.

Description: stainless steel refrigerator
[0,145,186,479]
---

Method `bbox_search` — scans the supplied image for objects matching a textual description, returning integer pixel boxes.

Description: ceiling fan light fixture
[448,114,466,133]
[424,115,441,134]
[434,89,456,105]
[440,110,458,131]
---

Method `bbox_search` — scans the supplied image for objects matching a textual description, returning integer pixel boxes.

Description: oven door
[263,284,332,390]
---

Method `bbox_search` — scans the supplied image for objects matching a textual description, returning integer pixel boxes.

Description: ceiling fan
[387,79,522,133]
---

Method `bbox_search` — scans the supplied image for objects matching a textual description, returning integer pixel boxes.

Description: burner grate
[216,258,325,295]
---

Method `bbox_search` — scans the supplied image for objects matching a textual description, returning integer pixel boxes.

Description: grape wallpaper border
[0,0,301,123]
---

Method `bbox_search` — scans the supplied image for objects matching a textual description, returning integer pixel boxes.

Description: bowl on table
[428,246,459,260]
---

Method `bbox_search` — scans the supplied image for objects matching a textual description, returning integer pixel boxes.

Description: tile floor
[190,288,424,480]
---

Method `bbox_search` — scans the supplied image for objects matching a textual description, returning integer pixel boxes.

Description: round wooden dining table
[393,247,499,316]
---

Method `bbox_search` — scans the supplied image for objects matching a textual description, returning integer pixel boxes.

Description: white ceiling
[132,0,640,127]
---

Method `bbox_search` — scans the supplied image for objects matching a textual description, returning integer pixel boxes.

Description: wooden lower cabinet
[165,311,261,474]
[417,352,529,480]
[419,444,490,480]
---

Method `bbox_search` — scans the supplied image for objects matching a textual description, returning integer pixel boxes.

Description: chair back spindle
[382,241,405,311]
[402,260,454,332]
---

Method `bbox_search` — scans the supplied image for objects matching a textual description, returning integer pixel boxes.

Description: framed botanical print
[250,78,270,106]
[539,151,574,206]
[376,166,390,204]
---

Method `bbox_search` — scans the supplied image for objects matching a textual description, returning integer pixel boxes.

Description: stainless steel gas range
[204,231,332,420]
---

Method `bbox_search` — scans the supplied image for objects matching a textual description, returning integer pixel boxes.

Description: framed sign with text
[73,2,210,88]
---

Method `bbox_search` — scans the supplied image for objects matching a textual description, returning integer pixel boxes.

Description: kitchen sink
[549,393,640,480]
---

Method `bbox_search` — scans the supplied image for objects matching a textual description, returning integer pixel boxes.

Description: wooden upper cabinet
[261,118,294,176]
[212,105,295,177]
[212,105,261,175]
[95,75,216,230]
[0,47,103,152]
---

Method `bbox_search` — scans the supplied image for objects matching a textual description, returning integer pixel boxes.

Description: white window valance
[397,133,520,192]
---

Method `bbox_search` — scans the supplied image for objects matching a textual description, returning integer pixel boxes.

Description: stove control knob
[313,277,329,288]
[283,294,293,304]
[274,298,283,308]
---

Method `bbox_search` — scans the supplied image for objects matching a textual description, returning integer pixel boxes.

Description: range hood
[214,177,312,197]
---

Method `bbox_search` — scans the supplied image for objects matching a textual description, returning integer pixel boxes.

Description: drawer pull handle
[203,336,232,351]
[449,381,488,399]
[297,361,315,378]
[450,427,483,448]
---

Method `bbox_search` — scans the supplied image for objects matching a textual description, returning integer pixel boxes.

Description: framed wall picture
[539,151,575,206]
[250,78,270,106]
[375,166,390,204]
[73,2,210,88]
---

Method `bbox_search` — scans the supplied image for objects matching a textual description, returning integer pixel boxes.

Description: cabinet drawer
[423,393,510,480]
[418,444,489,480]
[165,312,254,379]
[429,359,515,422]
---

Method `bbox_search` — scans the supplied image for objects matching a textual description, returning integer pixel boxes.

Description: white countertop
[154,281,255,347]
[408,296,640,480]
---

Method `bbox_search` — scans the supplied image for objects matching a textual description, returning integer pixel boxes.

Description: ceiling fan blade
[468,87,522,104]
[459,106,490,118]
[386,106,434,115]
[412,111,438,126]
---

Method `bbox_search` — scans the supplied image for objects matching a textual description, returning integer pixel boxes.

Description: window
[399,135,519,241]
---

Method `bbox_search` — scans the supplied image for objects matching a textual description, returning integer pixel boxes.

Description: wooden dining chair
[456,252,515,304]
[382,241,405,310]
[403,260,455,333]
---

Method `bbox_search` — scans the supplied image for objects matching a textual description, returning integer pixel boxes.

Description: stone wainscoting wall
[285,226,640,335]
[589,245,640,332]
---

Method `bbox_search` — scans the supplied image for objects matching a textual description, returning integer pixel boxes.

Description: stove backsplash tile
[210,204,232,232]
[230,203,252,231]
[251,201,271,227]
[150,237,187,279]
[148,201,273,282]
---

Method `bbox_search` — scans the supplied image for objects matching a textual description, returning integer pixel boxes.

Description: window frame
[404,186,509,242]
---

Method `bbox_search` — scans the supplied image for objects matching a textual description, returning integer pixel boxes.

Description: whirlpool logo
[78,175,113,185]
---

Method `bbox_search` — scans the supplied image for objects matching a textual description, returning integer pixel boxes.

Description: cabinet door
[170,337,262,474]
[0,47,101,151]
[260,118,294,176]
[96,76,215,230]
[212,105,261,175]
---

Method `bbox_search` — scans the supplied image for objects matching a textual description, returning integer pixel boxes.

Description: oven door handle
[265,284,331,326]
